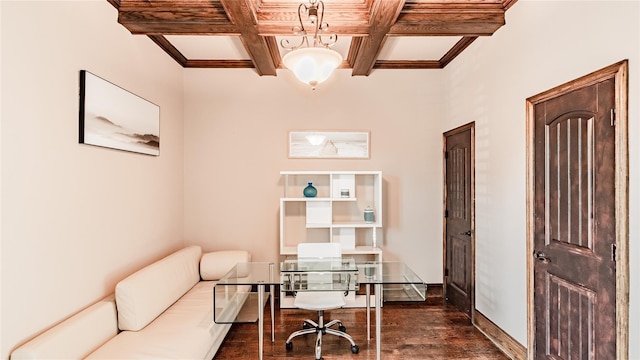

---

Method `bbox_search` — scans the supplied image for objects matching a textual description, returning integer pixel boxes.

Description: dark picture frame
[79,70,160,156]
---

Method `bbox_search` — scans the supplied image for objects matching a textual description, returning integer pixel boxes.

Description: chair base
[285,310,359,360]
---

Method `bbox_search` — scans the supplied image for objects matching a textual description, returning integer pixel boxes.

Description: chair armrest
[200,250,251,280]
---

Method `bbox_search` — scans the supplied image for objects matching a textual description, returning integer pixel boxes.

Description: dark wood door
[533,79,616,359]
[444,125,473,317]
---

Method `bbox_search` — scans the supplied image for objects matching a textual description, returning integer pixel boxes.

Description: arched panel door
[533,79,616,359]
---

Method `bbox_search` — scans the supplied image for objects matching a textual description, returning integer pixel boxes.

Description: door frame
[443,121,476,320]
[525,60,629,358]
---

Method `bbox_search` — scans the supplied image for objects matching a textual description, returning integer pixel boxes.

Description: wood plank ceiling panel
[254,0,373,36]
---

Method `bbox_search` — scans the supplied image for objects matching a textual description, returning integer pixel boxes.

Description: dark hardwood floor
[213,289,509,359]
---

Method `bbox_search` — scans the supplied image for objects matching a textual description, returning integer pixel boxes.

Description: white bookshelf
[279,171,383,308]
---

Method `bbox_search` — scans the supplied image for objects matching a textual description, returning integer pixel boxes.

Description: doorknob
[534,251,551,263]
[459,230,472,236]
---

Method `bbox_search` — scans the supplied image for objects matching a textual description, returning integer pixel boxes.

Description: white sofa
[11,245,251,359]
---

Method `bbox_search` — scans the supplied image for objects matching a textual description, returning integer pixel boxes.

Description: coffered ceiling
[107,0,517,76]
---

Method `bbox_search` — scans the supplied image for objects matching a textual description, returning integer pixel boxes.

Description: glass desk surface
[281,257,357,272]
[357,261,427,301]
[213,262,277,324]
[280,257,358,293]
[213,261,426,325]
[213,260,427,360]
[216,262,279,285]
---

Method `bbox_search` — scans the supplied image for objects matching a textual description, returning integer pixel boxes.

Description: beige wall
[183,68,447,281]
[0,1,185,358]
[442,0,640,354]
[1,0,638,359]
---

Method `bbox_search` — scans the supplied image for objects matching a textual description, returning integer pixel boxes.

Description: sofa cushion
[200,250,252,280]
[86,281,229,360]
[11,295,118,360]
[116,246,202,331]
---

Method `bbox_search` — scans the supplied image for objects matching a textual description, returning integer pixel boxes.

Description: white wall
[442,0,640,356]
[183,68,446,282]
[0,2,185,358]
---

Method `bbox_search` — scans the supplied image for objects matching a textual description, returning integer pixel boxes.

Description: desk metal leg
[375,283,381,360]
[366,284,371,341]
[258,283,264,360]
[270,284,275,342]
[268,263,275,343]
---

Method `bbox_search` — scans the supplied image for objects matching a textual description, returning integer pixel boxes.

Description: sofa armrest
[200,250,251,280]
[11,295,118,360]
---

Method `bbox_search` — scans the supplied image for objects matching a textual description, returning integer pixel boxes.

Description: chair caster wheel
[302,322,310,329]
[339,325,347,332]
[286,342,293,351]
[351,345,359,354]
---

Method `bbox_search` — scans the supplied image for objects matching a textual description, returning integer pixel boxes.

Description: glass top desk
[213,260,426,360]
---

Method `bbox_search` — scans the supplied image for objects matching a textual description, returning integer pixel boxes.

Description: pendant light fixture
[280,0,342,90]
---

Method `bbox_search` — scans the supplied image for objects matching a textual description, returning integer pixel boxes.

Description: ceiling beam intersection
[350,0,406,76]
[220,0,278,76]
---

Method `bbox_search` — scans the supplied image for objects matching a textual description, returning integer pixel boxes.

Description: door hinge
[610,108,616,126]
[611,243,617,262]
[444,268,449,277]
[444,209,449,218]
[444,151,449,159]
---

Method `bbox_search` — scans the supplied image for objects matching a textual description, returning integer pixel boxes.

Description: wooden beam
[439,36,477,67]
[110,0,516,73]
[346,37,364,67]
[503,0,519,11]
[147,35,187,67]
[219,0,278,76]
[350,0,406,76]
[185,60,255,68]
[156,39,475,71]
[264,36,283,70]
[117,0,237,35]
[374,60,441,69]
[115,0,509,37]
[183,58,453,70]
[391,3,505,36]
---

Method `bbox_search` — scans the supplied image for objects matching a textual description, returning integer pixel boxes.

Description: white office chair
[285,243,359,360]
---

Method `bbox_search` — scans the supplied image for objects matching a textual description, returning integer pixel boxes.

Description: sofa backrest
[116,245,202,331]
[10,295,118,360]
[200,250,251,280]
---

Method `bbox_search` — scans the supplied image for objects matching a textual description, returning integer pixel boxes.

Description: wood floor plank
[213,292,509,359]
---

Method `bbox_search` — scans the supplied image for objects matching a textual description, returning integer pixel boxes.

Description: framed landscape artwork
[79,70,160,156]
[289,131,370,159]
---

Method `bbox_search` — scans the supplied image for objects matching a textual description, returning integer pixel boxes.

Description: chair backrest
[297,242,341,259]
[297,243,343,292]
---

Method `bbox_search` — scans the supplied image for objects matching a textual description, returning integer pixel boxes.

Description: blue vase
[303,183,317,198]
[364,206,375,223]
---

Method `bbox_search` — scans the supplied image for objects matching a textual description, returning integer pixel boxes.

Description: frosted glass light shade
[282,47,342,89]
